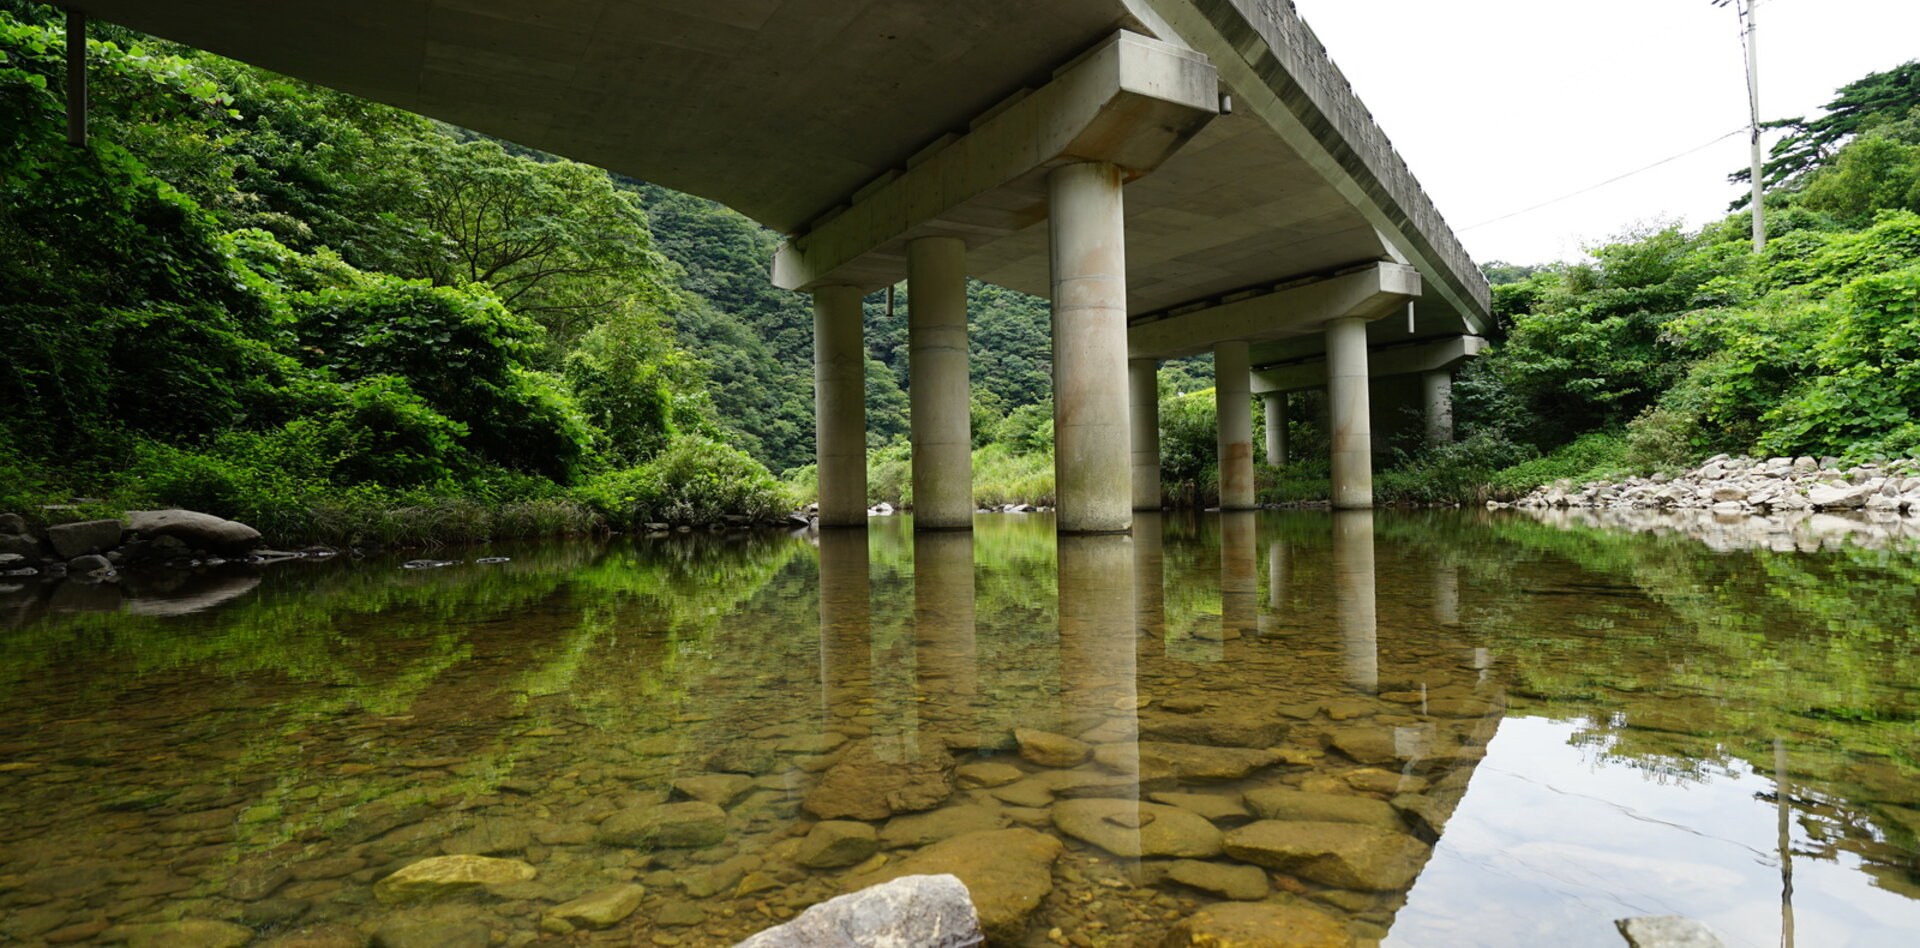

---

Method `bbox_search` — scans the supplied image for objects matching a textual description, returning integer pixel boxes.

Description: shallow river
[1,510,1916,947]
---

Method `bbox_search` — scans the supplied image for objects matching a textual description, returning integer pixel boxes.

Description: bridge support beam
[1263,393,1288,465]
[1215,341,1254,509]
[1326,316,1373,509]
[1129,359,1161,510]
[908,237,972,530]
[1421,369,1454,447]
[1050,161,1132,534]
[814,285,868,527]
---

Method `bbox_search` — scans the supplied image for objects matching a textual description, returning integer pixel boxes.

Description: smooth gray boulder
[126,509,263,553]
[47,519,123,558]
[732,874,983,948]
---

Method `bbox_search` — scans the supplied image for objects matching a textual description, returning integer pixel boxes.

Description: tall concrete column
[1325,316,1373,509]
[1263,393,1288,466]
[908,237,973,530]
[1049,161,1132,534]
[1421,369,1454,446]
[1332,509,1377,693]
[1215,341,1254,509]
[815,285,869,527]
[1129,359,1161,510]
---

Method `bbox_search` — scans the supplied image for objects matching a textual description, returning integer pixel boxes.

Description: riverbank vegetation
[1,7,789,543]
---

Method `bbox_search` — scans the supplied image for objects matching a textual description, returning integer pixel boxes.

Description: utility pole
[1718,0,1766,250]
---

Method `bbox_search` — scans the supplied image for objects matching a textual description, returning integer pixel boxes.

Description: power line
[1459,127,1748,232]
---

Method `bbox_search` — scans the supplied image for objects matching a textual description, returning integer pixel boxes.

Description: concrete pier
[1130,359,1161,510]
[908,237,973,530]
[1215,341,1254,509]
[1421,369,1454,446]
[1049,161,1132,534]
[1263,393,1288,466]
[814,285,869,527]
[1325,316,1373,509]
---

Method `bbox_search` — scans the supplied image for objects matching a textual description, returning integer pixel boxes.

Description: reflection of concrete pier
[1220,512,1258,643]
[1333,509,1378,693]
[914,531,979,750]
[817,529,872,717]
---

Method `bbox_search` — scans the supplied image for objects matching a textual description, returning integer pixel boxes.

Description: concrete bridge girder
[772,31,1220,294]
[1256,334,1488,467]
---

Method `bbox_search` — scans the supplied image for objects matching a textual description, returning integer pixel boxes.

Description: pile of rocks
[0,508,269,582]
[1501,455,1920,514]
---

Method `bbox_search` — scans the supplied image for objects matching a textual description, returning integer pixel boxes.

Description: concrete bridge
[72,0,1489,532]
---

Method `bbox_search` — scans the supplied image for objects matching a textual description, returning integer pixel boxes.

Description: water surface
[1,510,1915,947]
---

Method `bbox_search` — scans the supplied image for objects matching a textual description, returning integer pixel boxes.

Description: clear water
[1,510,1915,947]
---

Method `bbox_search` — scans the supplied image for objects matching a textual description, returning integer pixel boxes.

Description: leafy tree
[1732,60,1920,202]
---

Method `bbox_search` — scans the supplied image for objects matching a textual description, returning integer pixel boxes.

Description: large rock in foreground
[126,509,263,553]
[1222,821,1429,891]
[863,829,1061,942]
[804,739,954,820]
[1160,902,1354,947]
[734,874,984,947]
[372,855,535,904]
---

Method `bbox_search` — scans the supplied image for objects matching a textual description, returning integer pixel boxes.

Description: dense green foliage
[1378,62,1920,501]
[0,9,783,539]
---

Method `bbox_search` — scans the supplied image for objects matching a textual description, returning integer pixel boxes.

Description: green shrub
[1487,430,1633,496]
[581,435,789,527]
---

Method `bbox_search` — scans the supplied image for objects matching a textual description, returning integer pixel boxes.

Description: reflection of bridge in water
[811,511,1505,943]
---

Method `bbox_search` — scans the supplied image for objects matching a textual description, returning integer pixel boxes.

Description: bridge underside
[73,0,1490,528]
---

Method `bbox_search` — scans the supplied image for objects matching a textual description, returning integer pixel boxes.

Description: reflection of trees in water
[1429,511,1920,898]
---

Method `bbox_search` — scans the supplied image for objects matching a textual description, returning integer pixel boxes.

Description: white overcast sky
[1289,0,1920,266]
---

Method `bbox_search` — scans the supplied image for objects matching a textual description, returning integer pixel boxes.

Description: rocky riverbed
[1498,454,1920,514]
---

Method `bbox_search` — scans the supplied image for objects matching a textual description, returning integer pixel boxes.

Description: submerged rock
[1244,789,1403,830]
[1051,799,1222,858]
[1615,915,1725,947]
[880,804,1010,849]
[372,855,536,904]
[546,884,647,929]
[595,801,728,848]
[804,739,954,820]
[734,873,983,947]
[863,829,1062,942]
[1165,859,1269,900]
[111,919,256,948]
[1223,820,1429,891]
[1013,727,1090,767]
[797,820,880,868]
[1160,902,1354,947]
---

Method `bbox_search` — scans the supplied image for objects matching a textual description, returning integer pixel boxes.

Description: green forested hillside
[1409,60,1920,501]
